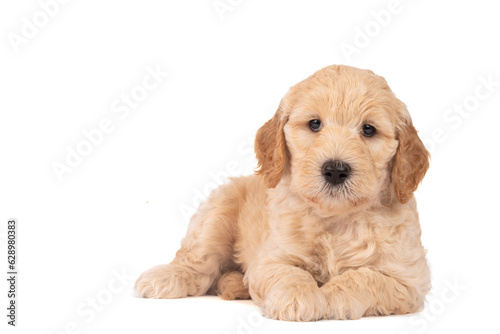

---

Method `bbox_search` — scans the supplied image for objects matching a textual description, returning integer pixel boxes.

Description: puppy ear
[392,115,430,204]
[255,101,288,188]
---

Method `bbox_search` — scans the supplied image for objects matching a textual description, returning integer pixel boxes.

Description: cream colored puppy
[135,65,431,321]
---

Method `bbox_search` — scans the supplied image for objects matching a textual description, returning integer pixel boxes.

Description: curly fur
[135,65,431,321]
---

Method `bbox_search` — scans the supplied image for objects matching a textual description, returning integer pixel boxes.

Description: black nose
[322,160,351,185]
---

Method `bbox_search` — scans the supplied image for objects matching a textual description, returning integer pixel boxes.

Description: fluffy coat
[135,65,431,321]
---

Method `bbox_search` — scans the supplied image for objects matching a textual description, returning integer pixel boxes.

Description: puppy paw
[134,264,189,299]
[320,284,365,320]
[263,283,327,321]
[322,303,364,320]
[217,271,250,300]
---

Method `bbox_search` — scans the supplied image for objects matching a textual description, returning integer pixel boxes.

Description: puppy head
[255,65,429,215]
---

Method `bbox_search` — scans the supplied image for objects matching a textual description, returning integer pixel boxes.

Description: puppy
[135,65,431,321]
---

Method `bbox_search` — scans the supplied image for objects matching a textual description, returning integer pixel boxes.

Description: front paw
[135,264,188,299]
[320,283,364,320]
[263,283,327,321]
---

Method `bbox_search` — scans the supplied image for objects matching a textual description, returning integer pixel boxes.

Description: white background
[1,0,499,333]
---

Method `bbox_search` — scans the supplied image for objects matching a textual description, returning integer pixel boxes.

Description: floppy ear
[254,101,288,188]
[392,116,430,204]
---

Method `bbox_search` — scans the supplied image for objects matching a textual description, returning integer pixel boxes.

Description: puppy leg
[247,262,327,321]
[134,244,229,299]
[216,271,250,300]
[134,261,196,299]
[135,182,242,299]
[320,267,426,319]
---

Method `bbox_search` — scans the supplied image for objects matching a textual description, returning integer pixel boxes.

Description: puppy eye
[309,119,322,132]
[362,124,376,137]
